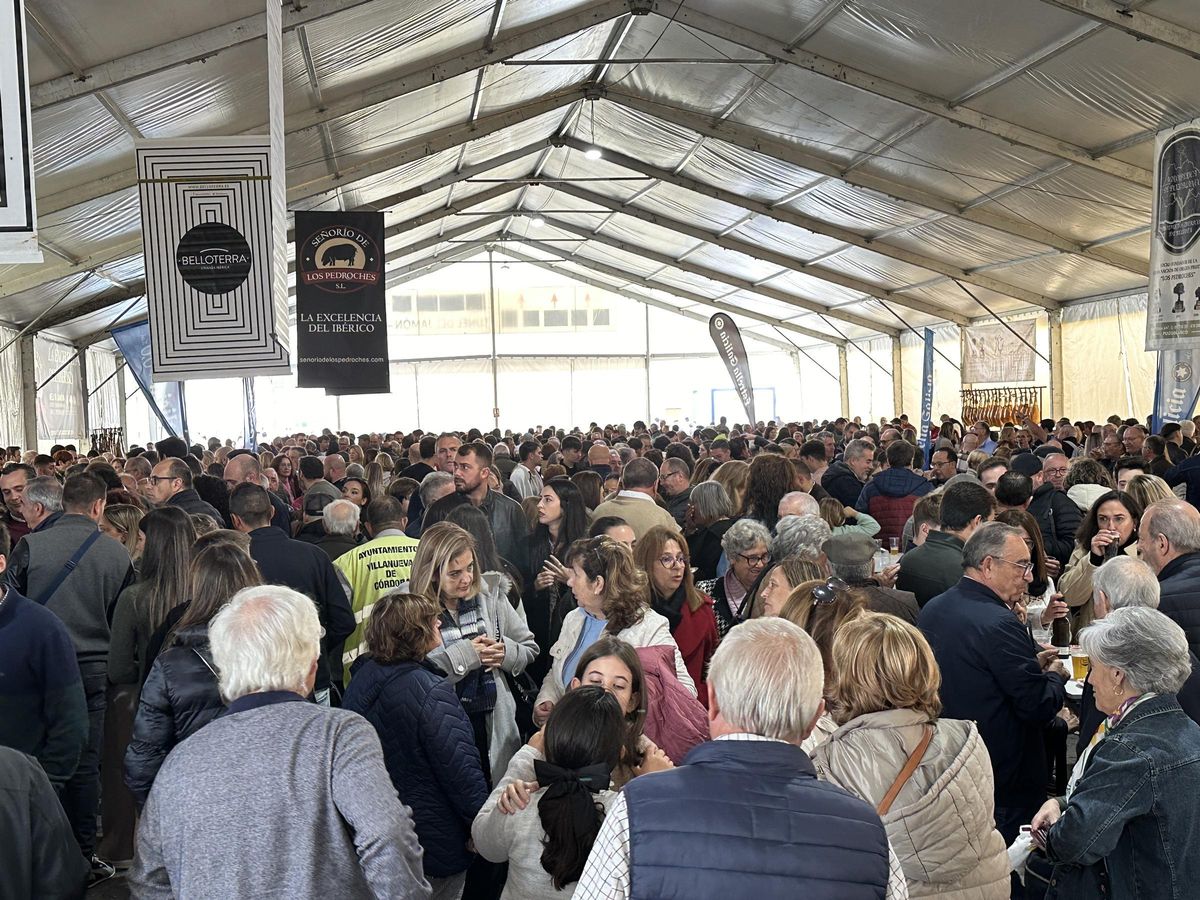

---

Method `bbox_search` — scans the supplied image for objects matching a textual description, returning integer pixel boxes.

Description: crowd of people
[3,410,1200,899]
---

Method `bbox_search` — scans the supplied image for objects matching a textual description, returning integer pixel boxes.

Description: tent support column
[891,336,903,418]
[644,303,652,422]
[838,345,850,418]
[79,351,91,450]
[1049,310,1064,420]
[19,336,37,450]
[488,248,500,430]
[117,359,128,450]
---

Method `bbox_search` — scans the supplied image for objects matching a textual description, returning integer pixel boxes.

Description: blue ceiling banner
[709,313,757,426]
[111,321,188,441]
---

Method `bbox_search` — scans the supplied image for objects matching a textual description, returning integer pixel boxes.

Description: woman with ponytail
[472,686,623,898]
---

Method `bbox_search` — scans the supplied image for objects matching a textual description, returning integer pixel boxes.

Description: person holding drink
[1030,607,1200,898]
[996,509,1070,646]
[1058,490,1142,636]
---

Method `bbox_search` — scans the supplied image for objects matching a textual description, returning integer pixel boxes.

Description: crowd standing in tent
[4,413,1200,899]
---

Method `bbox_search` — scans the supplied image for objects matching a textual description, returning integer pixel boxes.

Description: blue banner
[919,327,935,467]
[1151,348,1200,434]
[111,322,188,440]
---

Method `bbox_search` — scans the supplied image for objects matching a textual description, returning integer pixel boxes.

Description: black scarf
[652,582,689,631]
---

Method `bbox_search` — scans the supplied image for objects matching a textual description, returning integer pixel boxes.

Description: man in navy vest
[576,617,906,899]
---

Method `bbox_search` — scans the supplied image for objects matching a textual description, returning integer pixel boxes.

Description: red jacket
[672,595,719,706]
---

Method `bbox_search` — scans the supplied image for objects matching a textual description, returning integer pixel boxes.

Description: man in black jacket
[897,480,994,606]
[822,438,873,509]
[229,483,354,704]
[147,458,222,526]
[1011,452,1080,577]
[1140,499,1200,659]
[919,522,1068,843]
[224,451,292,533]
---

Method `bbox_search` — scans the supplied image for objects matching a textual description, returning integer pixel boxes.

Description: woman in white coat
[533,536,694,726]
[410,522,538,784]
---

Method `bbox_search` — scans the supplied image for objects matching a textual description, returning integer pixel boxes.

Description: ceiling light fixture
[584,147,603,161]
[530,215,545,227]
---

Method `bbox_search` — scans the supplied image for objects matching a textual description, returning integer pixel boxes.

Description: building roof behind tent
[4,0,1179,341]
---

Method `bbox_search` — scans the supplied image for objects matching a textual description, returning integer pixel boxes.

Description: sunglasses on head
[811,576,849,605]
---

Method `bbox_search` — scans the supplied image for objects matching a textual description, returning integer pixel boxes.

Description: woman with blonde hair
[365,460,388,501]
[101,503,145,561]
[812,613,1009,898]
[534,536,695,726]
[1124,472,1173,512]
[817,496,882,538]
[409,522,538,783]
[753,556,825,619]
[709,459,749,516]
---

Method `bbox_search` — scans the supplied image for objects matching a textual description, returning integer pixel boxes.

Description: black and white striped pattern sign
[136,137,290,380]
[0,0,39,263]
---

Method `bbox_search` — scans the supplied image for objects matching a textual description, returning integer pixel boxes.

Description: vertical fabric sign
[111,322,189,439]
[243,378,258,450]
[919,328,935,466]
[136,137,291,380]
[295,210,390,394]
[1147,119,1200,351]
[1151,348,1200,434]
[0,0,40,263]
[708,314,756,425]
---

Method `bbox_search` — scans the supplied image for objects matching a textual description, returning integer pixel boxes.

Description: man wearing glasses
[918,522,1069,848]
[658,457,693,527]
[145,459,221,526]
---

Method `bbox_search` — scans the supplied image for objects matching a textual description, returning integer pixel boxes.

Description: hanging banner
[962,321,1036,383]
[1147,119,1200,351]
[136,137,291,380]
[111,322,189,440]
[243,378,258,450]
[709,314,756,425]
[1151,349,1200,435]
[294,210,390,394]
[0,0,40,263]
[919,327,935,467]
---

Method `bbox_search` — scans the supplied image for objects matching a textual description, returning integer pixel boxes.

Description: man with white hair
[771,514,832,564]
[576,617,905,899]
[1138,499,1200,659]
[18,475,63,533]
[128,585,430,899]
[777,491,819,520]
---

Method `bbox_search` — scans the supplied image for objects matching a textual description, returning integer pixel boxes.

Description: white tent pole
[489,249,500,431]
[644,303,652,423]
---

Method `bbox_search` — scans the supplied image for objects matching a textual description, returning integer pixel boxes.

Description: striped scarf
[440,596,496,715]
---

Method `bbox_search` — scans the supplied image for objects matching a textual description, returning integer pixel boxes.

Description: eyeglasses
[812,576,849,605]
[1044,467,1069,477]
[737,551,772,567]
[146,475,176,484]
[657,554,687,568]
[993,556,1034,577]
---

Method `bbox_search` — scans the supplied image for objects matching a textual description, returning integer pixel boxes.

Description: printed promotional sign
[1147,119,1200,351]
[962,321,1036,383]
[708,314,756,425]
[295,210,390,395]
[136,137,290,380]
[111,322,189,440]
[1151,348,1200,435]
[0,0,40,262]
[919,328,935,467]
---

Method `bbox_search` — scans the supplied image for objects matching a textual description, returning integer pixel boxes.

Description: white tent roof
[3,0,1183,350]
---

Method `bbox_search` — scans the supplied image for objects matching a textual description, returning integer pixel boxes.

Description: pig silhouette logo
[299,224,382,293]
[321,243,360,267]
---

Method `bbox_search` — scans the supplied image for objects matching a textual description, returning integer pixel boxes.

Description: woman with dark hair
[634,526,718,703]
[526,478,591,680]
[570,470,602,511]
[534,537,695,727]
[273,452,303,508]
[472,686,623,898]
[1058,490,1142,634]
[742,453,794,530]
[124,541,261,805]
[192,472,230,525]
[341,476,371,508]
[996,508,1070,645]
[343,591,488,900]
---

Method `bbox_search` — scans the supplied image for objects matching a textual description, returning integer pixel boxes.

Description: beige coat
[812,709,1009,900]
[1057,541,1139,634]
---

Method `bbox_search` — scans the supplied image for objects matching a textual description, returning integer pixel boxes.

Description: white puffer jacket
[812,708,1009,899]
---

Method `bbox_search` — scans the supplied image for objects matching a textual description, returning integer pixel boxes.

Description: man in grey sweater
[129,584,430,900]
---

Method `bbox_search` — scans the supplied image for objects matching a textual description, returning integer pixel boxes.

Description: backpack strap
[877,724,933,816]
[34,530,103,606]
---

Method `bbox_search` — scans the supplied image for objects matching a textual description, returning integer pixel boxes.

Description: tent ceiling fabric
[5,0,1181,345]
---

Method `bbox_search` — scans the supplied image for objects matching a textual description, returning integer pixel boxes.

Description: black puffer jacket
[1027,483,1082,569]
[1159,551,1200,660]
[823,461,866,509]
[124,624,223,805]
